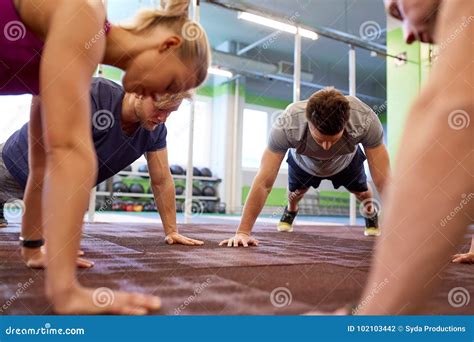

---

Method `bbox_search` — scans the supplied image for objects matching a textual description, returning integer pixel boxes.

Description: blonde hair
[154,91,192,109]
[122,0,211,88]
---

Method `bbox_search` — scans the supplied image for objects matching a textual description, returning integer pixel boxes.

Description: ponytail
[121,0,210,87]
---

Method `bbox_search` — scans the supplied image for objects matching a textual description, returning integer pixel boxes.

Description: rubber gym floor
[1,217,473,315]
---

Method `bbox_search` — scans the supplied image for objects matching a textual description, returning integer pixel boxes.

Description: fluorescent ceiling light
[208,67,233,78]
[238,12,318,40]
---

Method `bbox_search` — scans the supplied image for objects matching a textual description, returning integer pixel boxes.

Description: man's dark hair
[305,87,350,135]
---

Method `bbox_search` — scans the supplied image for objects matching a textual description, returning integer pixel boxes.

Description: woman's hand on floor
[452,252,474,264]
[219,233,259,247]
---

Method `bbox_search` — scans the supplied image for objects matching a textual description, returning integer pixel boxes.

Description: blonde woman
[0,0,210,314]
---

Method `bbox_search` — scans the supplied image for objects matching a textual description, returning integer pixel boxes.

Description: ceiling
[107,0,388,104]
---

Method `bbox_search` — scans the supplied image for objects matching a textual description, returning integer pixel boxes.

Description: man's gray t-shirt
[268,96,384,177]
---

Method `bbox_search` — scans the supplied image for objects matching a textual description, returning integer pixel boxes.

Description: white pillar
[348,45,357,226]
[184,0,200,223]
[229,77,244,213]
[293,27,302,102]
[184,96,196,223]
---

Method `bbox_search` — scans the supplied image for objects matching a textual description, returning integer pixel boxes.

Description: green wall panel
[241,186,288,206]
[387,28,422,160]
[101,65,123,82]
[245,93,292,109]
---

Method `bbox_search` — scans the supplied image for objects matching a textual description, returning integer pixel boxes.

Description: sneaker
[277,206,298,232]
[364,227,381,236]
[364,210,380,236]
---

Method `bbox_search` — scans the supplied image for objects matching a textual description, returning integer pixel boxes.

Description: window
[165,98,212,167]
[241,108,269,168]
[0,95,32,143]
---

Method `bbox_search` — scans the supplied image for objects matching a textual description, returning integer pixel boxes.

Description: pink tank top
[0,0,44,95]
[0,0,110,95]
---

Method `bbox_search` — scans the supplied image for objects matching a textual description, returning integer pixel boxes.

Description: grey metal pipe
[204,0,394,57]
[293,27,302,102]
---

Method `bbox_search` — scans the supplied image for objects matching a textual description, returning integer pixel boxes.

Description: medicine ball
[205,201,217,213]
[170,165,185,175]
[200,167,212,178]
[133,203,144,212]
[129,183,145,194]
[202,186,216,197]
[192,186,202,196]
[183,167,202,176]
[175,185,184,196]
[138,164,149,179]
[193,167,202,176]
[113,181,129,193]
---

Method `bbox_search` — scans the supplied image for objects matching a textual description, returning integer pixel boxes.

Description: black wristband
[19,237,45,249]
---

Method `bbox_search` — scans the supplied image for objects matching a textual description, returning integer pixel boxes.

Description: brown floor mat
[0,223,472,315]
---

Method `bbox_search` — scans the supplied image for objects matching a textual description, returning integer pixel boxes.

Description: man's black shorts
[287,147,368,193]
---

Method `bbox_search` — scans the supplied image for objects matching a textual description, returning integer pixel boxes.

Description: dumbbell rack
[95,171,221,202]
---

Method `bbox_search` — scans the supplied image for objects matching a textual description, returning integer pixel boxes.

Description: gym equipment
[202,186,216,197]
[97,181,107,192]
[170,165,185,175]
[122,165,132,172]
[200,167,212,178]
[138,164,149,179]
[111,201,121,211]
[147,186,153,194]
[190,200,204,214]
[175,201,183,212]
[125,202,134,212]
[175,185,185,196]
[183,167,202,176]
[113,181,129,193]
[95,199,105,211]
[208,201,217,213]
[193,167,202,176]
[218,203,226,214]
[133,203,144,212]
[129,183,145,194]
[144,202,155,212]
[192,186,202,196]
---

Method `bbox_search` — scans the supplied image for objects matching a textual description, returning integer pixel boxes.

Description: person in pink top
[0,0,210,315]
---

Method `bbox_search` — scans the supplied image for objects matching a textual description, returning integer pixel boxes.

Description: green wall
[387,28,432,160]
